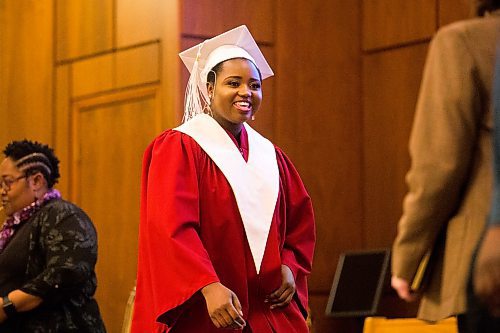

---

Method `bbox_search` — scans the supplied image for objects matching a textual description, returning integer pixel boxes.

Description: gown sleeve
[132,130,219,332]
[276,148,316,318]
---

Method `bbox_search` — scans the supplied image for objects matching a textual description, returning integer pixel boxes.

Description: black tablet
[325,249,390,317]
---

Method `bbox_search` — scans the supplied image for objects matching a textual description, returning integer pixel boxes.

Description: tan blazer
[392,14,500,322]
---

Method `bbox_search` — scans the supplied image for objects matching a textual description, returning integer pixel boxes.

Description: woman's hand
[201,282,246,330]
[0,290,42,324]
[266,265,296,309]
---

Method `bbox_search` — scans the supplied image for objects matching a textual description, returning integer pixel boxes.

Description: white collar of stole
[175,114,279,273]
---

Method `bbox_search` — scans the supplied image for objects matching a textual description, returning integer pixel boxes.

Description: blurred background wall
[0,0,474,332]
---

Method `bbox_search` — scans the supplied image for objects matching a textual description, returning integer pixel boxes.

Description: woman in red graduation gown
[132,25,315,333]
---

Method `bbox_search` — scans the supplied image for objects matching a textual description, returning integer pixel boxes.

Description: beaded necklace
[0,189,61,252]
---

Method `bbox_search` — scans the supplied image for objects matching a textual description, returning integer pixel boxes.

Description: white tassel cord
[183,43,211,123]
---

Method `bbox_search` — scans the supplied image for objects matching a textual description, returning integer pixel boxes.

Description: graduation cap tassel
[183,43,210,123]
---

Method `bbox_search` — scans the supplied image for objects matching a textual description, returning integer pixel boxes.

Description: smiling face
[207,58,262,136]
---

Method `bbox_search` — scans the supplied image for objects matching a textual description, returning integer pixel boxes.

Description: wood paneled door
[72,88,160,333]
[57,89,161,332]
[55,44,163,332]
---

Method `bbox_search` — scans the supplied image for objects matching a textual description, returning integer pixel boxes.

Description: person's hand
[0,290,42,324]
[266,265,296,309]
[473,225,500,316]
[391,275,418,302]
[201,282,246,330]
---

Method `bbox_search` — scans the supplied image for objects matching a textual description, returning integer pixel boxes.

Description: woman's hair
[3,139,60,188]
[206,57,263,85]
[476,0,500,16]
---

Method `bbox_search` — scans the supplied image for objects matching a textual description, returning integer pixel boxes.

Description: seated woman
[0,140,106,332]
[132,25,316,332]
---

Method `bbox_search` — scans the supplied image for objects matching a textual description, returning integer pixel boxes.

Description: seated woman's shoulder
[43,199,93,224]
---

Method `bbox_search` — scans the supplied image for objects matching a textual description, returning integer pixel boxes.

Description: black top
[0,199,106,332]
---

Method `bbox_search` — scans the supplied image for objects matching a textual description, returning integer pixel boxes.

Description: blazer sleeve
[392,25,482,280]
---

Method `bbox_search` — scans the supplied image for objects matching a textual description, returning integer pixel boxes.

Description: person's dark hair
[206,57,262,85]
[476,0,500,16]
[3,139,60,188]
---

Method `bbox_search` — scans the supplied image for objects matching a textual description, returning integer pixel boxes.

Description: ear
[206,83,214,99]
[28,172,48,191]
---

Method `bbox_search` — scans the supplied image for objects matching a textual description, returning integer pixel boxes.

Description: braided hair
[3,140,60,188]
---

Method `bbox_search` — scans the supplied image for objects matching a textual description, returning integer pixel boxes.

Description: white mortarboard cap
[179,25,274,122]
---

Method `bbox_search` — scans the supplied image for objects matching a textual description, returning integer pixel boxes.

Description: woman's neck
[212,114,243,139]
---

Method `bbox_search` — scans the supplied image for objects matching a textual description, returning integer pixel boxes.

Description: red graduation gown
[132,126,315,333]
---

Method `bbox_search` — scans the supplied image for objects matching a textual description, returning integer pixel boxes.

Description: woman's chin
[229,115,250,124]
[238,112,253,122]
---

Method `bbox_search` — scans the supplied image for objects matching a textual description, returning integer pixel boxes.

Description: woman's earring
[251,115,255,121]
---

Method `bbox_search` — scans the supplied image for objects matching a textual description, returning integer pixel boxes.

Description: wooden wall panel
[362,44,428,249]
[276,0,363,292]
[72,88,161,333]
[72,43,160,98]
[56,0,114,61]
[54,65,71,197]
[439,0,474,27]
[116,43,160,88]
[0,0,53,148]
[72,54,114,97]
[116,0,162,47]
[181,0,274,43]
[159,0,182,129]
[362,0,436,50]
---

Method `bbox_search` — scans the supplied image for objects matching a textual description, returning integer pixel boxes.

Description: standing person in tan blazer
[391,1,500,331]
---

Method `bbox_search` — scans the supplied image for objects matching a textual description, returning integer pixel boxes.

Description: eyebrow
[223,75,261,81]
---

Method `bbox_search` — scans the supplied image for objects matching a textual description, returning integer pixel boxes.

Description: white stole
[175,114,279,273]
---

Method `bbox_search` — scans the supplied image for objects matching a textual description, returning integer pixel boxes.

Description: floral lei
[0,189,61,252]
